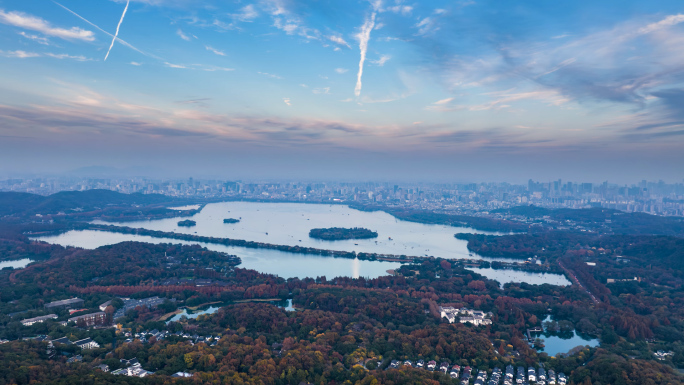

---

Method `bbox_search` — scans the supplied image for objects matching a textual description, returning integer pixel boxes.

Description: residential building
[67,355,83,363]
[113,297,173,320]
[654,350,674,360]
[21,314,57,326]
[74,338,100,349]
[99,300,113,311]
[45,298,84,310]
[52,337,71,345]
[440,306,493,326]
[68,312,107,327]
[121,358,140,367]
[112,365,152,378]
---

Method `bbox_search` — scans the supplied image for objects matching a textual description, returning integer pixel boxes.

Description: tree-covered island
[223,218,240,224]
[309,227,378,240]
[177,219,196,227]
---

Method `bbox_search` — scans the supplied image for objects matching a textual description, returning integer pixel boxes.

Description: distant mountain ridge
[0,189,177,217]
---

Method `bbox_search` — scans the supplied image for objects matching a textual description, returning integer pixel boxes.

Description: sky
[0,0,683,183]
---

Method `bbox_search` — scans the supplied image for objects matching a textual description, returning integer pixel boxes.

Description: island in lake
[309,227,378,241]
[223,218,240,224]
[178,219,197,227]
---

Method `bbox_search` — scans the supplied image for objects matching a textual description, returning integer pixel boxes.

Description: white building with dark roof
[74,338,100,349]
[21,314,57,326]
[439,306,493,325]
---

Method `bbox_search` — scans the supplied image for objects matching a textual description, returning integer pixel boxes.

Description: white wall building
[21,314,57,326]
[440,307,492,326]
[74,338,100,349]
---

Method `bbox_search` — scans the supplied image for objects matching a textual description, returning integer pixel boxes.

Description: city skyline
[1,0,684,181]
[3,175,684,217]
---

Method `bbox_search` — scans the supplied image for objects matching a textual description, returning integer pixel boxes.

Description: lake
[167,299,294,323]
[34,202,570,285]
[469,267,570,287]
[93,201,496,260]
[34,230,402,280]
[168,306,220,322]
[0,258,33,270]
[35,229,570,286]
[539,332,599,356]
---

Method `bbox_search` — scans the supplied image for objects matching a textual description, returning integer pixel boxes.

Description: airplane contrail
[52,1,161,60]
[354,10,376,97]
[104,0,130,61]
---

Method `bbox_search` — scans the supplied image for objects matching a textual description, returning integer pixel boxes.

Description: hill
[0,190,177,217]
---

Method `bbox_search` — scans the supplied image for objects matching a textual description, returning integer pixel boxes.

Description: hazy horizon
[1,164,683,186]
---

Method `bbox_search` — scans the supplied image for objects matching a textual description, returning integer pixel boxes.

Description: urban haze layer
[3,177,684,217]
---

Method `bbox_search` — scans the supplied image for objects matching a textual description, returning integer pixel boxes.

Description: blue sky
[0,0,683,182]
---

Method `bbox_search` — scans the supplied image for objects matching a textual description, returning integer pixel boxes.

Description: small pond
[532,316,599,356]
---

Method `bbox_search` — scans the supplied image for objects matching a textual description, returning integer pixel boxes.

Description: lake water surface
[34,202,570,285]
[94,201,495,260]
[35,230,402,280]
[533,316,599,356]
[167,299,294,323]
[168,306,221,322]
[469,267,570,287]
[539,332,599,356]
[0,258,33,270]
[35,229,570,286]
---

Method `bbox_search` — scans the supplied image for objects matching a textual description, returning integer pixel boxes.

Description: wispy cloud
[205,46,226,56]
[46,53,92,61]
[433,11,684,118]
[261,0,311,38]
[3,79,681,161]
[335,68,348,74]
[177,28,191,41]
[0,50,41,58]
[165,62,187,69]
[0,9,94,41]
[637,14,684,34]
[0,50,92,61]
[163,62,233,71]
[427,90,569,112]
[328,35,351,48]
[434,97,454,105]
[371,54,391,66]
[415,17,438,36]
[259,71,282,79]
[18,32,50,45]
[195,65,234,72]
[175,98,211,107]
[387,5,412,15]
[231,5,259,22]
[313,87,330,95]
